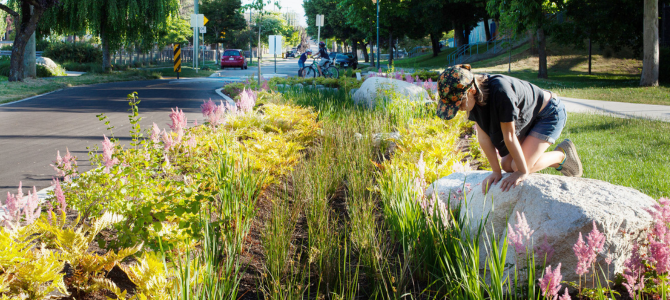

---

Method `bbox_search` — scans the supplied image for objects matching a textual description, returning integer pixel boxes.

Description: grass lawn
[0,70,160,104]
[154,66,215,78]
[470,48,670,105]
[540,112,670,199]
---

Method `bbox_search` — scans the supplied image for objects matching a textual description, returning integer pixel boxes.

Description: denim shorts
[528,97,567,144]
[299,61,305,69]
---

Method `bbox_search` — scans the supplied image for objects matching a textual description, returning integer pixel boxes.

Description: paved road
[0,79,226,196]
[561,97,670,122]
[212,57,301,78]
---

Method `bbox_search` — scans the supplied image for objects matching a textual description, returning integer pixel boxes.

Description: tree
[243,0,279,78]
[488,0,564,78]
[641,0,659,86]
[200,0,246,51]
[1,0,59,81]
[304,0,367,61]
[40,0,180,72]
[156,16,193,48]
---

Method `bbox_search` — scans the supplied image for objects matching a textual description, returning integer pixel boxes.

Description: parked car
[329,52,358,69]
[285,50,296,58]
[221,49,247,69]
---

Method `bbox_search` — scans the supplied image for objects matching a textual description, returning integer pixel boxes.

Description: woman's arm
[500,121,529,191]
[475,124,503,193]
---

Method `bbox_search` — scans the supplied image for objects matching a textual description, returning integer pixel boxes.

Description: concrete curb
[0,88,66,107]
[215,88,237,107]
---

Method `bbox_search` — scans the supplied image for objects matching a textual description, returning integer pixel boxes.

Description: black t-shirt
[319,47,329,59]
[468,74,547,157]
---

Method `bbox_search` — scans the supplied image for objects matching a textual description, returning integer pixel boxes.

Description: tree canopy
[200,0,247,46]
[40,0,180,71]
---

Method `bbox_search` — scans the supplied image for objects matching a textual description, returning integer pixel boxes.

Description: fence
[111,47,218,65]
[0,50,43,57]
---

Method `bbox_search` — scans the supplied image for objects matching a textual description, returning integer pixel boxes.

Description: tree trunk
[371,40,376,68]
[529,30,538,55]
[388,32,393,65]
[8,3,43,82]
[640,0,659,86]
[360,40,369,62]
[430,33,440,57]
[483,16,492,41]
[454,21,466,48]
[352,39,359,61]
[537,27,548,79]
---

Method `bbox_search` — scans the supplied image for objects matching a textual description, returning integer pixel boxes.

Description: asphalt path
[0,79,226,197]
[212,56,302,78]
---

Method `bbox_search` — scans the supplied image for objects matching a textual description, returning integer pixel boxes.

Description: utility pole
[258,12,262,82]
[194,0,199,73]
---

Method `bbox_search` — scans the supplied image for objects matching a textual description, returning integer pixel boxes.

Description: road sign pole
[274,36,277,74]
[194,0,199,73]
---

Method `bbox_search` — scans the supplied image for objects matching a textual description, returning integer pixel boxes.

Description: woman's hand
[500,171,528,192]
[481,172,503,194]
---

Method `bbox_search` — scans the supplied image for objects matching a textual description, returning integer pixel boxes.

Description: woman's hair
[472,74,490,106]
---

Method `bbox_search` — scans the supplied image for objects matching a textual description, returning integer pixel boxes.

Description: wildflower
[51,148,77,181]
[4,191,20,227]
[452,161,471,173]
[163,154,172,170]
[201,99,217,117]
[573,221,606,276]
[151,123,161,143]
[623,246,645,298]
[161,130,175,150]
[101,135,119,170]
[507,211,534,254]
[53,178,66,214]
[186,135,197,148]
[237,88,256,113]
[405,74,414,83]
[573,232,590,275]
[536,234,555,262]
[651,241,670,273]
[395,72,402,80]
[539,263,562,300]
[168,107,187,132]
[194,119,198,126]
[23,187,40,224]
[558,287,571,300]
[415,75,420,83]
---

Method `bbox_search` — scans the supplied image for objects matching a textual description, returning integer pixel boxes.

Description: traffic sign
[199,26,206,33]
[268,35,284,55]
[190,14,207,27]
[173,44,181,79]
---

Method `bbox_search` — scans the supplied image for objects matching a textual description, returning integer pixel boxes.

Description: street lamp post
[372,0,380,69]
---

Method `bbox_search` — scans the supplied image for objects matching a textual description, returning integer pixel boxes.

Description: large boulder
[353,77,431,108]
[425,171,656,283]
[36,57,59,72]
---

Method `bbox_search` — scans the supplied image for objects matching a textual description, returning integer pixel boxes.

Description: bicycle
[299,58,317,78]
[299,58,339,79]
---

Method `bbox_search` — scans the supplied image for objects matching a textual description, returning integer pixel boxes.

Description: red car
[220,49,247,69]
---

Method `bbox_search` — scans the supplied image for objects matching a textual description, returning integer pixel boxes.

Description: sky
[241,0,308,27]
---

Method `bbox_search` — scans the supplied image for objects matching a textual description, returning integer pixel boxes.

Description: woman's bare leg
[506,135,566,173]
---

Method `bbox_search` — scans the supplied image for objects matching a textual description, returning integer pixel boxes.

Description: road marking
[0,89,66,107]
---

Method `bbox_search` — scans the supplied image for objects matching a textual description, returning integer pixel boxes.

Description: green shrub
[61,61,104,73]
[661,46,670,83]
[223,82,246,98]
[0,60,67,77]
[0,44,11,51]
[412,69,440,81]
[43,41,102,64]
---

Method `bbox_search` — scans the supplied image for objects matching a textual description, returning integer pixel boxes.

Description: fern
[122,252,173,299]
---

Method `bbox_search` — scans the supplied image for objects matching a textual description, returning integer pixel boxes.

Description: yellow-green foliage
[37,212,142,298]
[224,103,320,183]
[122,252,173,299]
[382,112,472,185]
[0,227,67,299]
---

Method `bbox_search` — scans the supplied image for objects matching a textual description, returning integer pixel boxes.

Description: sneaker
[555,139,583,177]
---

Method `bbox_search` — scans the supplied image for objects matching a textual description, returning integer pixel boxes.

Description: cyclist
[316,41,330,77]
[298,49,312,77]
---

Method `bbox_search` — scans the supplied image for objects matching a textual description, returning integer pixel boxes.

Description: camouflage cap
[436,64,475,121]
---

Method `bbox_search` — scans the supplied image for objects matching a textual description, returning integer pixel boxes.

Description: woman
[436,64,582,193]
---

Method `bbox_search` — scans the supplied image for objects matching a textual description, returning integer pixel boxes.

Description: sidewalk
[560,97,670,122]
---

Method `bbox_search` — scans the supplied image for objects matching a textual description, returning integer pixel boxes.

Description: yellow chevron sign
[203,16,208,26]
[173,44,181,73]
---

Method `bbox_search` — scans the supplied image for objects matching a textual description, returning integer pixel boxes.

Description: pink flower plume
[539,263,562,300]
